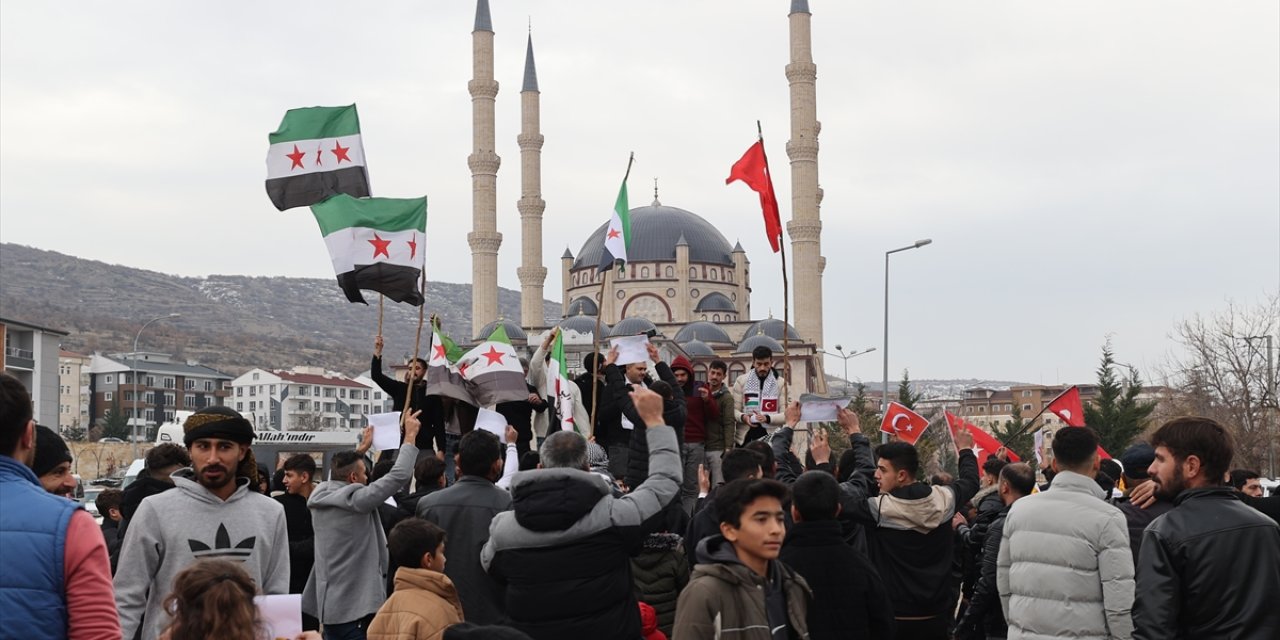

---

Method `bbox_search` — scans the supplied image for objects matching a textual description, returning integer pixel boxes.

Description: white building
[58,350,92,431]
[229,366,382,432]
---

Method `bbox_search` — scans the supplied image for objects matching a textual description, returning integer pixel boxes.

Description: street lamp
[132,313,180,459]
[817,345,876,395]
[882,238,933,442]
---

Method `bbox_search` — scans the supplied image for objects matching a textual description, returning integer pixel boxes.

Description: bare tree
[1165,295,1278,475]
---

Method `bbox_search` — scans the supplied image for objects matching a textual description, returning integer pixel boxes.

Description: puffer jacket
[481,425,681,640]
[1132,486,1280,640]
[367,567,464,640]
[630,532,689,637]
[996,471,1133,640]
[672,535,811,640]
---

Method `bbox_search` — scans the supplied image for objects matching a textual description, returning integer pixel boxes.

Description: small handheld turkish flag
[880,402,930,445]
[945,411,1021,466]
[1045,386,1086,427]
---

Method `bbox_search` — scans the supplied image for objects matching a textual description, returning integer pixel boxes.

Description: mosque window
[666,288,676,298]
[713,314,720,322]
[727,271,733,283]
[665,266,674,277]
[690,268,697,278]
[691,289,700,298]
[641,266,650,278]
[710,268,719,279]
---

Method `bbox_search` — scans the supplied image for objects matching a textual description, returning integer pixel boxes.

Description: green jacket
[673,535,811,640]
[704,386,736,452]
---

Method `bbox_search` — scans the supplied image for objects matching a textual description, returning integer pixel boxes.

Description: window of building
[185,379,195,390]
[204,380,213,392]
[313,386,321,396]
[324,403,336,413]
[324,388,335,398]
[373,391,382,400]
[665,266,674,277]
[249,401,256,411]
[184,396,196,408]
[164,392,175,406]
[105,375,114,385]
[339,388,347,399]
[164,410,174,422]
[104,391,113,401]
[269,385,276,394]
[236,387,243,397]
[249,386,256,396]
[252,372,260,381]
[297,386,308,396]
[363,390,369,400]
[163,377,175,389]
[146,391,156,404]
[978,406,984,413]
[1023,403,1032,411]
[145,409,155,422]
[1021,390,1031,397]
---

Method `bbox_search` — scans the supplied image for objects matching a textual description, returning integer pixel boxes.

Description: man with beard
[114,406,290,640]
[1132,417,1280,639]
[32,424,78,497]
[731,345,790,445]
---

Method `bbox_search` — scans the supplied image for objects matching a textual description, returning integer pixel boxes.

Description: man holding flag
[529,329,590,441]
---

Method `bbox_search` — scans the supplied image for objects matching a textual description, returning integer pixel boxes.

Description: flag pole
[998,385,1072,448]
[758,121,791,407]
[589,153,634,440]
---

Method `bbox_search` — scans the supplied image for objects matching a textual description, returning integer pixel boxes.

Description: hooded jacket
[779,519,895,640]
[630,532,689,637]
[672,535,812,640]
[1132,486,1280,640]
[481,425,681,640]
[113,469,290,640]
[670,356,717,444]
[367,567,465,640]
[305,442,418,625]
[996,471,1134,640]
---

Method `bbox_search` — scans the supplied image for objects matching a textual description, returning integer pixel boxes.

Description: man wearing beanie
[114,405,290,640]
[1,373,121,639]
[33,423,78,497]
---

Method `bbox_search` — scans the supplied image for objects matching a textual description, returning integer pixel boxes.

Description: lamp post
[132,313,180,459]
[882,239,932,442]
[1244,335,1276,479]
[818,345,876,395]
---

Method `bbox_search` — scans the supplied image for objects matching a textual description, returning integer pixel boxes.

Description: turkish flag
[945,412,1021,466]
[880,402,930,445]
[1045,386,1086,427]
[726,140,784,253]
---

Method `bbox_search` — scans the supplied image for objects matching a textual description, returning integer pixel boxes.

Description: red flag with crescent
[1046,386,1086,427]
[946,411,1021,466]
[880,402,930,445]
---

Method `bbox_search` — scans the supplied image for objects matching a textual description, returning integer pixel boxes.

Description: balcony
[4,346,34,370]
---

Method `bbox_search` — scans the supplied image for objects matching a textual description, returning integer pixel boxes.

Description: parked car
[99,437,125,444]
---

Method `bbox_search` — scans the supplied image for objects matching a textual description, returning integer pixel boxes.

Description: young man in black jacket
[781,470,895,640]
[953,462,1035,640]
[372,335,445,455]
[837,408,979,640]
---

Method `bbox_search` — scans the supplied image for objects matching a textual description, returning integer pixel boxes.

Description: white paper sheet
[476,408,508,439]
[366,412,402,451]
[254,594,302,640]
[797,394,850,423]
[610,334,650,366]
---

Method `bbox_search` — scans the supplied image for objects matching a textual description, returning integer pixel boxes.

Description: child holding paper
[368,518,464,640]
[159,559,320,640]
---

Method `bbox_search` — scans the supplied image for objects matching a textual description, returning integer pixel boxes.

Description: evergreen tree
[850,382,882,440]
[1083,342,1156,454]
[898,369,923,410]
[100,398,131,441]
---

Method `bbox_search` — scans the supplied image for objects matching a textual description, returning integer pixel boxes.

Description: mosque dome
[474,319,527,343]
[679,340,717,357]
[610,316,658,338]
[557,315,608,335]
[673,321,734,345]
[566,297,599,316]
[734,334,784,356]
[572,203,734,270]
[740,318,802,342]
[694,292,736,313]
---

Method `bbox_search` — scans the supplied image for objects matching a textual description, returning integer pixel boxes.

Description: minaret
[468,0,502,339]
[560,247,574,318]
[786,0,824,347]
[517,31,548,329]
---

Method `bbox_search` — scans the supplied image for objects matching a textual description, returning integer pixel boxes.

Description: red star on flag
[407,234,417,260]
[458,361,469,377]
[481,346,506,365]
[287,145,306,170]
[607,228,621,240]
[433,343,447,361]
[331,140,351,163]
[368,233,392,259]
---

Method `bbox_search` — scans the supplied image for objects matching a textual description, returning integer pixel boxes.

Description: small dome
[474,319,528,342]
[734,334,784,355]
[679,340,716,357]
[694,292,736,313]
[741,318,802,342]
[673,321,733,345]
[557,315,608,335]
[566,297,599,316]
[610,316,658,338]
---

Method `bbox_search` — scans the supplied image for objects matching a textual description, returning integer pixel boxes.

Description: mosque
[464,0,830,393]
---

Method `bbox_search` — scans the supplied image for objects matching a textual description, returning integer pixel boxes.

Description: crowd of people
[2,332,1279,640]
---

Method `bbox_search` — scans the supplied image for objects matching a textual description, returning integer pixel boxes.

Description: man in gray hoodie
[114,406,290,640]
[305,409,421,640]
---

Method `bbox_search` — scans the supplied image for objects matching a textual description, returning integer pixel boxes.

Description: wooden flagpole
[589,153,635,440]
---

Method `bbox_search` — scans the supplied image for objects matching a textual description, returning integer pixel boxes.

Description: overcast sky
[2,1,1276,385]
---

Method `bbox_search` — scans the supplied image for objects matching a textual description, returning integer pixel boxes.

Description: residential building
[58,350,92,430]
[88,352,231,438]
[229,366,378,432]
[2,316,69,426]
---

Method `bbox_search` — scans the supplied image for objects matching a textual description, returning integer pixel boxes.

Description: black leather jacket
[1132,486,1280,640]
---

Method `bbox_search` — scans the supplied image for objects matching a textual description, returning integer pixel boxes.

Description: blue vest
[0,455,77,640]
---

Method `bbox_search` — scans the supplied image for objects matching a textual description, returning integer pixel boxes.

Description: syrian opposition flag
[726,138,783,253]
[310,194,426,305]
[1045,386,1086,427]
[425,326,474,405]
[945,412,1021,466]
[266,105,371,211]
[880,401,930,446]
[546,330,579,433]
[598,171,633,273]
[458,324,528,407]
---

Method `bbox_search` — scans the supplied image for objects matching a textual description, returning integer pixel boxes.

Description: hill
[0,243,560,376]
